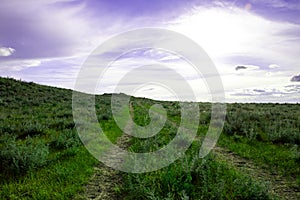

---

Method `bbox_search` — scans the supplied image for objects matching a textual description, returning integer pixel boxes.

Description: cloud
[84,0,200,20]
[285,84,300,92]
[0,59,41,71]
[269,64,279,69]
[291,74,300,82]
[228,84,300,103]
[235,66,247,71]
[0,47,15,56]
[235,65,260,73]
[0,0,299,103]
[0,0,94,59]
[250,0,300,10]
[253,89,266,93]
[0,0,195,61]
[168,4,300,103]
[169,5,300,73]
[228,81,300,102]
[244,0,300,24]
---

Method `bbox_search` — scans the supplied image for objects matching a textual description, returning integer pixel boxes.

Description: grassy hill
[0,77,98,199]
[0,77,299,199]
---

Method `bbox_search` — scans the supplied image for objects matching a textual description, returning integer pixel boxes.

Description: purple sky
[0,0,299,103]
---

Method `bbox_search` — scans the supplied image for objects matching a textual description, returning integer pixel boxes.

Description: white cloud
[0,47,15,56]
[269,64,280,69]
[91,48,210,101]
[168,6,300,66]
[250,0,300,10]
[0,1,298,103]
[236,65,260,71]
[228,82,300,103]
[165,6,300,102]
[0,59,41,71]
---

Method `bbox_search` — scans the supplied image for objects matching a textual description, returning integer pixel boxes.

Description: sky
[0,0,299,103]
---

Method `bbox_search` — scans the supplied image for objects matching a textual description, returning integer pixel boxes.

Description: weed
[0,134,49,176]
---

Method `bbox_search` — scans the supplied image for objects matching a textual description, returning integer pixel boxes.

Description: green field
[0,77,299,199]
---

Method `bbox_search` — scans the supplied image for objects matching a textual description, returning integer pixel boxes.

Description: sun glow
[168,7,277,59]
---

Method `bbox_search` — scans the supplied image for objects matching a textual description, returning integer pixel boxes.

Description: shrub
[0,134,49,176]
[20,122,46,138]
[0,121,46,138]
[48,119,75,130]
[233,177,270,199]
[50,129,81,150]
[123,148,270,200]
[268,128,300,145]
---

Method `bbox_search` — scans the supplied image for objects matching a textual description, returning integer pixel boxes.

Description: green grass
[0,77,99,199]
[0,146,97,200]
[120,100,272,199]
[0,77,299,199]
[219,135,300,178]
[123,141,270,200]
[218,103,300,182]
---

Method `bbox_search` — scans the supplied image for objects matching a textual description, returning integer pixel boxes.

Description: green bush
[223,104,300,145]
[0,134,49,176]
[123,147,270,200]
[0,121,46,138]
[50,130,81,150]
[48,118,75,130]
[20,121,46,138]
[268,128,300,145]
[232,177,269,199]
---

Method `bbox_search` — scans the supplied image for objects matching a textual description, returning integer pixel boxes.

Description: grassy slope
[0,77,299,199]
[0,78,98,199]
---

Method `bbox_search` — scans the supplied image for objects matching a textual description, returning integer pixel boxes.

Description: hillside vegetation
[0,77,299,199]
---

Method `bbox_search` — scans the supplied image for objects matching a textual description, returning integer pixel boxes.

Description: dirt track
[213,146,300,200]
[75,133,130,200]
[74,103,133,200]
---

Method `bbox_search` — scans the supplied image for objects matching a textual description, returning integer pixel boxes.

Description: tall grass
[0,77,298,199]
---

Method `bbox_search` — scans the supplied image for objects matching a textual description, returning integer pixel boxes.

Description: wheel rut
[213,146,300,200]
[75,103,133,200]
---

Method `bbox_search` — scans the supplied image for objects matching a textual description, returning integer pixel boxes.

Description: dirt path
[75,103,134,200]
[213,146,300,200]
[75,134,130,200]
